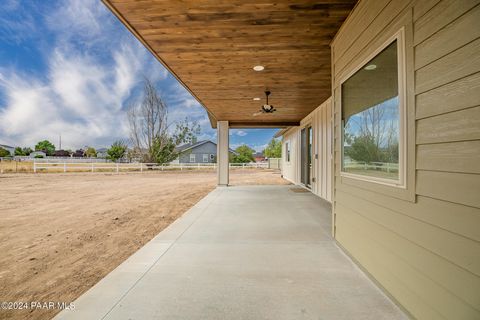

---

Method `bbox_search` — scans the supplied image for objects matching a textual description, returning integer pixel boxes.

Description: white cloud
[0,0,218,150]
[0,0,169,149]
[253,144,268,152]
[162,81,216,142]
[235,130,247,137]
[45,0,108,48]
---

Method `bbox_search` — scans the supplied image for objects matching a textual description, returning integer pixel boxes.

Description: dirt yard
[0,170,289,320]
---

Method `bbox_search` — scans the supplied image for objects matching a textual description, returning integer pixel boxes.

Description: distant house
[96,148,108,159]
[30,151,46,158]
[0,144,14,156]
[175,140,236,163]
[253,152,266,162]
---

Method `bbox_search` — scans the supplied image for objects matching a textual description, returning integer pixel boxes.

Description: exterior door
[300,126,313,188]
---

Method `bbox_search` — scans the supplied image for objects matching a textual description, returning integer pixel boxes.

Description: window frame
[203,154,209,162]
[339,28,407,188]
[189,153,196,163]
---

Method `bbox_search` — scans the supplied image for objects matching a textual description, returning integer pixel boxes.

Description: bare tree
[128,77,200,163]
[345,99,399,164]
[128,78,168,162]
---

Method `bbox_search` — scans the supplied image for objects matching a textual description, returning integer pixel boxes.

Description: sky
[0,0,278,152]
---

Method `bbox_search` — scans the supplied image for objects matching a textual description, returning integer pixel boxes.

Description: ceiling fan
[253,90,276,116]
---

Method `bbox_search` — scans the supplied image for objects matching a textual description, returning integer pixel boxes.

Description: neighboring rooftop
[176,140,237,154]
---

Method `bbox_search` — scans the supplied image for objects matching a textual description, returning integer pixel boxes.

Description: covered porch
[55,185,406,319]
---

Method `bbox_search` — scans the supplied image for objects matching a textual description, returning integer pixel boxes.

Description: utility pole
[59,134,62,150]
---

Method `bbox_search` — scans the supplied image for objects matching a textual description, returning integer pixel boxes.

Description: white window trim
[339,28,407,189]
[203,154,209,162]
[189,153,195,163]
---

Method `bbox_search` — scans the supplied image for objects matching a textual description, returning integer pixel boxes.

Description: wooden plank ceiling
[102,0,357,128]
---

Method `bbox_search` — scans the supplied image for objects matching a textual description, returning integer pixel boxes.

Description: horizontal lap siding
[415,72,480,119]
[416,140,480,174]
[332,0,480,319]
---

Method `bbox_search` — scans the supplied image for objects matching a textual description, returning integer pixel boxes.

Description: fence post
[140,163,143,173]
[91,162,94,173]
[116,163,119,174]
[180,164,183,171]
[33,161,36,173]
[198,163,200,170]
[64,162,66,173]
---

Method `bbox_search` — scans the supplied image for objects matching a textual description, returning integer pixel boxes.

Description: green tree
[23,147,33,156]
[151,136,176,164]
[35,140,55,156]
[14,147,25,156]
[85,147,97,158]
[0,147,10,157]
[233,144,255,163]
[107,141,127,162]
[263,138,282,158]
[344,134,380,163]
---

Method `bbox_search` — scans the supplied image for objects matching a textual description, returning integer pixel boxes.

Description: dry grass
[0,160,33,173]
[0,170,289,320]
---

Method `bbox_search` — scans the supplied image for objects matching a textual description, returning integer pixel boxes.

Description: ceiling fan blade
[252,111,263,117]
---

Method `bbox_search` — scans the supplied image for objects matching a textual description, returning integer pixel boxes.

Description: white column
[217,120,229,186]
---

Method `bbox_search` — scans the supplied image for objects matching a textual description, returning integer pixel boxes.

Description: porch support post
[217,120,229,186]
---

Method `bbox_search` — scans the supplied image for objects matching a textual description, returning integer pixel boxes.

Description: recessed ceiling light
[364,64,377,70]
[253,65,264,71]
[253,97,261,101]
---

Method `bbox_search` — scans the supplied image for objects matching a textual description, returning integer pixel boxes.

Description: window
[341,33,405,186]
[189,153,195,163]
[285,141,291,162]
[203,154,209,162]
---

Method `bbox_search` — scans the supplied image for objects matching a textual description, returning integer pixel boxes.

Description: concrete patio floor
[55,185,407,320]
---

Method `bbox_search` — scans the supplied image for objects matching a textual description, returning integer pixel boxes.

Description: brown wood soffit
[101,0,356,128]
